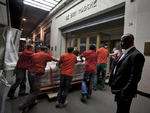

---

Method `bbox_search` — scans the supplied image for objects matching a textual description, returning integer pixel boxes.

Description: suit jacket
[109,47,145,97]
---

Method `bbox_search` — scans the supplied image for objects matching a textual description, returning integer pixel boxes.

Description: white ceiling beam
[24,0,52,9]
[34,0,55,7]
[24,1,51,11]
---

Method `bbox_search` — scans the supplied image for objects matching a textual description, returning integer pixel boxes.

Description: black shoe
[56,103,63,108]
[80,95,87,103]
[62,100,68,107]
[56,100,68,108]
[8,96,17,100]
[93,87,97,91]
[99,87,105,91]
[19,105,29,113]
[29,100,38,109]
[86,95,91,99]
[19,108,29,113]
[18,93,29,96]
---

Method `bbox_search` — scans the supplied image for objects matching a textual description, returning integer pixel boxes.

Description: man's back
[59,53,77,76]
[81,50,97,73]
[96,47,109,64]
[29,51,53,74]
[16,49,33,70]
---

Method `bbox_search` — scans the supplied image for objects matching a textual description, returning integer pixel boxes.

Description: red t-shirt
[96,47,109,64]
[81,50,97,74]
[28,51,53,74]
[16,50,33,70]
[59,53,77,76]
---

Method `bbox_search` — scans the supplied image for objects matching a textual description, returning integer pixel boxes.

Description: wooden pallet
[39,80,82,98]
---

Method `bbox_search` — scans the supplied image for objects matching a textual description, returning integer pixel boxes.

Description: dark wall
[9,0,23,29]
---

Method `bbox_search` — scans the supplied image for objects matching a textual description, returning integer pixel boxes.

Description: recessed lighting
[22,18,27,21]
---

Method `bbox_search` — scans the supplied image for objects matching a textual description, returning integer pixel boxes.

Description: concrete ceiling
[21,4,49,38]
[9,0,49,38]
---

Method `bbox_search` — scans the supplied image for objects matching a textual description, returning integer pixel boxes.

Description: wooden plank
[47,92,57,99]
[40,80,82,91]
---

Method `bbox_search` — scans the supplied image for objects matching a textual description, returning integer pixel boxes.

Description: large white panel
[0,0,6,4]
[0,4,7,25]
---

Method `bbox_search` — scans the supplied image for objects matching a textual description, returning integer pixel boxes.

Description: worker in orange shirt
[19,46,58,112]
[80,45,97,103]
[56,47,77,108]
[93,44,109,90]
[8,45,34,99]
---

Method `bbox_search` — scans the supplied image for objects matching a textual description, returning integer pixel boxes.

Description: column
[96,33,101,50]
[71,38,74,47]
[77,37,80,52]
[86,36,90,50]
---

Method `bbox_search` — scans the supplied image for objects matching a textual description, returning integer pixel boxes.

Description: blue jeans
[81,72,95,96]
[57,75,73,104]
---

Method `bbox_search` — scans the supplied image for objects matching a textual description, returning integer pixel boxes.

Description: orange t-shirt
[59,53,77,76]
[16,49,33,70]
[28,51,53,74]
[96,47,109,64]
[80,50,97,73]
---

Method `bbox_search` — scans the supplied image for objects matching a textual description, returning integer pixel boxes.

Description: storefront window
[67,38,72,48]
[44,27,50,47]
[80,37,86,53]
[73,38,77,47]
[90,36,96,46]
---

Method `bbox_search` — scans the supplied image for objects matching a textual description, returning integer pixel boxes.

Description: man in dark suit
[109,33,145,113]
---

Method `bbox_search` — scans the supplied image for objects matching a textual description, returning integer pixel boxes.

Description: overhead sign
[66,0,97,20]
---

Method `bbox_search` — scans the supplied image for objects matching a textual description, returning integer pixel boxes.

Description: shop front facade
[32,0,150,95]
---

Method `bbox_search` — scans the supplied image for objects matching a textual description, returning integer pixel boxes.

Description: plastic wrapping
[0,26,21,113]
[40,61,84,88]
[0,26,7,70]
[4,27,21,71]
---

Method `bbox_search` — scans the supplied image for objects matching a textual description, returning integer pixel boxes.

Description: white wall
[124,0,150,94]
[56,0,125,28]
[49,0,125,57]
[0,0,7,25]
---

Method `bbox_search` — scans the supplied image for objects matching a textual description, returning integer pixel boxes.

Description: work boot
[18,93,29,96]
[56,103,63,108]
[19,105,29,113]
[80,94,86,103]
[8,95,17,100]
[86,95,91,99]
[62,100,68,107]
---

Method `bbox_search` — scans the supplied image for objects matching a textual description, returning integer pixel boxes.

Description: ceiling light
[24,0,52,10]
[24,1,50,11]
[43,0,58,5]
[23,0,61,11]
[22,18,27,21]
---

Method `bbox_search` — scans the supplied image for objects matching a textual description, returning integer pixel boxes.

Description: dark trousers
[20,72,41,109]
[115,95,133,113]
[8,69,26,97]
[57,74,73,104]
[94,63,106,89]
[81,72,94,96]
